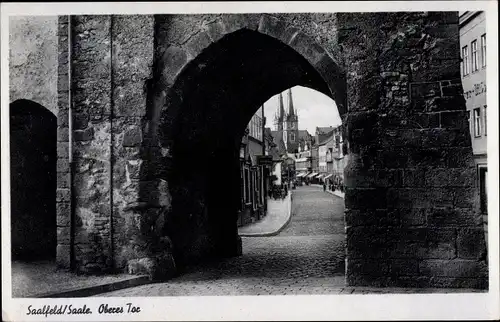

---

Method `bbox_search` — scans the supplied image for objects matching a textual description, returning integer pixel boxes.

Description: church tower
[285,88,299,153]
[274,92,285,131]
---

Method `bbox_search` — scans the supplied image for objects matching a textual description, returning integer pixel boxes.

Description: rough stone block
[57,127,69,142]
[425,96,466,112]
[387,188,428,208]
[289,32,325,65]
[450,187,477,208]
[411,81,441,101]
[424,128,470,148]
[57,226,70,243]
[73,113,89,130]
[420,229,457,259]
[126,159,143,180]
[425,168,475,187]
[457,228,487,260]
[345,188,387,209]
[347,259,389,276]
[127,255,177,281]
[376,149,409,168]
[206,21,226,43]
[347,227,388,259]
[388,208,426,226]
[257,14,287,43]
[185,31,212,59]
[57,109,69,127]
[56,244,71,269]
[221,14,260,33]
[386,228,457,259]
[123,126,143,147]
[57,172,70,188]
[57,202,71,226]
[427,207,481,227]
[56,188,71,203]
[386,276,431,288]
[402,169,426,187]
[345,209,389,227]
[430,277,488,289]
[314,54,346,113]
[388,259,419,276]
[346,274,389,287]
[74,127,95,141]
[161,46,188,85]
[57,158,69,173]
[440,110,468,129]
[57,142,69,159]
[419,259,488,278]
[427,12,459,24]
[406,147,447,168]
[444,147,475,168]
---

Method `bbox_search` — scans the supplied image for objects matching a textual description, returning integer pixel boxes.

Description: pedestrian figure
[323,182,326,192]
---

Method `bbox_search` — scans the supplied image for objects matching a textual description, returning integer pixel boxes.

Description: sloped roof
[316,126,334,135]
[271,130,287,156]
[318,133,335,146]
[298,130,311,141]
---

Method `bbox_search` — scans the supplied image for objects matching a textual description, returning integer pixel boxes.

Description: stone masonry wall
[70,15,114,273]
[9,16,58,115]
[338,12,487,288]
[57,15,174,277]
[57,13,487,287]
[56,16,71,269]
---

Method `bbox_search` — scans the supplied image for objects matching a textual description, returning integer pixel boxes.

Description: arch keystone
[221,14,260,34]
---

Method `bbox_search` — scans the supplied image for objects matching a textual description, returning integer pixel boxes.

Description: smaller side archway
[10,99,57,260]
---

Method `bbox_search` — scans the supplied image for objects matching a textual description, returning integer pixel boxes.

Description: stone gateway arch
[46,12,487,288]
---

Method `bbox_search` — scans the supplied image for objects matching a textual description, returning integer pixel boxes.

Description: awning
[317,173,328,179]
[307,172,319,178]
[296,172,309,178]
[324,174,333,180]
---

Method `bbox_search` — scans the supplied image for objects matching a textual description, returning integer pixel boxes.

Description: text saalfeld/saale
[26,305,91,317]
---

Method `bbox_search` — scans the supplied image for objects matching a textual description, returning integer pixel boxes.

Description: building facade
[459,11,487,237]
[295,148,312,176]
[238,107,269,227]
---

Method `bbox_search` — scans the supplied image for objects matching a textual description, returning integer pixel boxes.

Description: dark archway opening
[10,99,57,261]
[158,29,342,271]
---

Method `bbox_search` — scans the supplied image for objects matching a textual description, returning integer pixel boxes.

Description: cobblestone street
[98,186,346,296]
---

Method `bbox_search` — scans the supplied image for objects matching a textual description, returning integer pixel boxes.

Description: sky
[261,86,341,135]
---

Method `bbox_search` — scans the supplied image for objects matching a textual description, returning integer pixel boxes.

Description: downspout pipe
[68,15,75,270]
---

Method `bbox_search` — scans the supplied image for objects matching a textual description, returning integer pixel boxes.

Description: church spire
[274,92,285,131]
[279,92,285,120]
[287,88,295,117]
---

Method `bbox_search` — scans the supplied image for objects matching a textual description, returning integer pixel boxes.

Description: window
[290,132,295,142]
[474,108,481,137]
[484,105,487,136]
[462,45,469,76]
[481,34,486,68]
[471,40,478,72]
